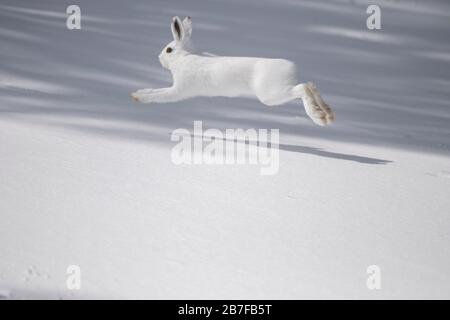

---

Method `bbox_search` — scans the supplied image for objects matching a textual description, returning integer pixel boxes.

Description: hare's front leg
[131,89,151,101]
[131,87,183,103]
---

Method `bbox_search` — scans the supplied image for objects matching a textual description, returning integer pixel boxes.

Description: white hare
[131,16,335,126]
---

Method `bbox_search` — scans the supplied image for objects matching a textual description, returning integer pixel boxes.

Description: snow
[1,0,450,299]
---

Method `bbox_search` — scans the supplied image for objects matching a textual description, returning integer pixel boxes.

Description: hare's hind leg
[291,83,328,126]
[307,82,335,124]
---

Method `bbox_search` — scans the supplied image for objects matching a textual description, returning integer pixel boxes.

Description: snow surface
[1,0,450,299]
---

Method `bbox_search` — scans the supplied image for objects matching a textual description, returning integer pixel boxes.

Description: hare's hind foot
[307,82,335,124]
[291,83,327,126]
[304,100,328,126]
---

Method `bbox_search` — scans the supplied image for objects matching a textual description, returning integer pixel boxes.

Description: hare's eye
[166,47,173,53]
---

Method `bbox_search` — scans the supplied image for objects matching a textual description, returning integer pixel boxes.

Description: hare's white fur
[131,16,334,126]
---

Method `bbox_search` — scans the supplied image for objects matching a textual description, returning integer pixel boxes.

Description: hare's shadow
[189,134,392,165]
[278,143,391,165]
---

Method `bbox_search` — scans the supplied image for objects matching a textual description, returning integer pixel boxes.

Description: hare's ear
[171,16,184,42]
[182,16,192,41]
